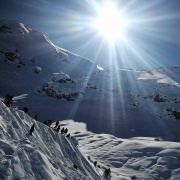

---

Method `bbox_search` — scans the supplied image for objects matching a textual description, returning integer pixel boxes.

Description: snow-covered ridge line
[58,47,94,63]
[0,101,99,179]
[0,18,180,143]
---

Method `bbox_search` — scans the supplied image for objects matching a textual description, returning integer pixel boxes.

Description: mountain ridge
[0,19,180,141]
[1,102,180,179]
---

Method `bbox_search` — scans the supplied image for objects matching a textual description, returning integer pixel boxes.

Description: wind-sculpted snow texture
[1,104,180,180]
[0,101,100,180]
[62,120,180,180]
[0,19,180,141]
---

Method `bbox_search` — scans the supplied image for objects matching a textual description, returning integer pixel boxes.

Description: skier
[64,128,68,135]
[94,161,97,167]
[8,95,14,107]
[3,94,9,106]
[73,164,78,169]
[22,107,29,114]
[4,95,14,107]
[61,127,64,134]
[34,114,38,120]
[104,168,111,177]
[47,120,52,127]
[54,121,59,129]
[66,133,70,138]
[30,124,35,136]
[56,125,61,132]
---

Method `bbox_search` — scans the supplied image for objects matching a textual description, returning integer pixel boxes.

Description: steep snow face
[0,103,180,180]
[0,19,180,141]
[61,120,180,180]
[0,101,99,180]
[0,19,99,94]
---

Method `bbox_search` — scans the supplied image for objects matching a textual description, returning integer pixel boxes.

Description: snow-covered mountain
[0,101,180,180]
[0,101,100,180]
[0,19,180,142]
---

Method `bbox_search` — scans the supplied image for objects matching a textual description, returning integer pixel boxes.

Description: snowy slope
[0,19,180,142]
[1,103,180,180]
[61,120,180,180]
[0,101,100,180]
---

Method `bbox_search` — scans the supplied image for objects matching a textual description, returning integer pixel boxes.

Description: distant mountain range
[0,19,180,141]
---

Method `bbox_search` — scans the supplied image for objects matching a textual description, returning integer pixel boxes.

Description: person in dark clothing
[3,94,9,106]
[61,127,64,134]
[30,124,35,136]
[104,168,111,177]
[73,164,78,169]
[94,161,97,167]
[64,128,68,135]
[22,107,29,114]
[54,121,59,129]
[8,95,14,107]
[56,125,61,132]
[34,114,38,120]
[4,94,14,107]
[66,133,70,138]
[47,120,52,127]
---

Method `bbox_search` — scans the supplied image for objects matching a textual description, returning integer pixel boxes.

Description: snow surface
[1,102,180,180]
[137,71,180,87]
[0,101,100,180]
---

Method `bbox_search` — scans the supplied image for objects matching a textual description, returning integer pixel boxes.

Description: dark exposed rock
[154,94,166,102]
[0,50,25,68]
[165,107,180,119]
[0,25,12,33]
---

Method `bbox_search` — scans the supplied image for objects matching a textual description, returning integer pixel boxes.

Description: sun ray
[93,1,127,42]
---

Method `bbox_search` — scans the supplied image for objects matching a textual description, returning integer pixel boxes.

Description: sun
[94,2,127,42]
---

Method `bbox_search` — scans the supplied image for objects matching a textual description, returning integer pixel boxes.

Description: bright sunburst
[94,2,127,42]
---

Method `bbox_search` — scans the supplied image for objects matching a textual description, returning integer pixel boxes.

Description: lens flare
[94,2,127,42]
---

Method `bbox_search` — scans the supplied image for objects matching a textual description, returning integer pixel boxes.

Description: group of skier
[43,120,70,137]
[29,120,70,138]
[88,156,111,178]
[3,94,111,178]
[3,94,71,137]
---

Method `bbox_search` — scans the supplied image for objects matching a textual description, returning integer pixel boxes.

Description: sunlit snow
[0,19,180,179]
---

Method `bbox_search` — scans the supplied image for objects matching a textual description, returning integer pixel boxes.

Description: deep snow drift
[1,102,180,180]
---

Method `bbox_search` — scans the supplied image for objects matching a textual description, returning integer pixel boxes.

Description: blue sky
[1,0,180,69]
